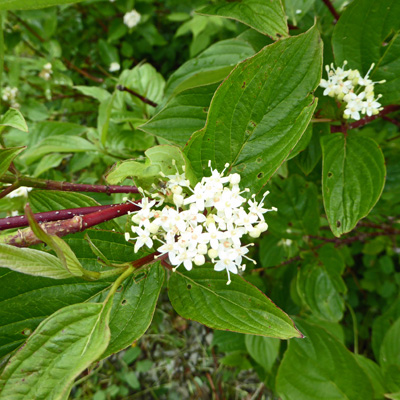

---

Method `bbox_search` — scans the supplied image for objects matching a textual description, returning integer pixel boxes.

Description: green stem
[347,302,359,354]
[104,266,134,304]
[98,267,128,280]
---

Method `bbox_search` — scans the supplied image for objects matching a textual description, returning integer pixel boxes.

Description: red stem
[2,202,141,247]
[331,105,400,132]
[116,85,158,108]
[321,0,340,21]
[0,204,120,231]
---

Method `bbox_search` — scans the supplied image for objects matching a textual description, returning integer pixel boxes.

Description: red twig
[2,202,140,247]
[0,175,139,197]
[63,58,104,83]
[0,204,119,231]
[321,0,340,21]
[116,85,158,108]
[331,105,400,132]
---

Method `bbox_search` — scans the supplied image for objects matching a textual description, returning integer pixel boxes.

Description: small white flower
[7,186,32,199]
[109,62,121,72]
[124,9,141,28]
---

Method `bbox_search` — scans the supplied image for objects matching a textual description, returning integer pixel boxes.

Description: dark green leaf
[197,0,288,40]
[168,267,302,339]
[276,319,374,400]
[332,0,400,104]
[245,335,280,372]
[165,39,255,97]
[0,0,85,10]
[321,134,386,237]
[139,83,218,147]
[185,26,322,194]
[0,146,25,177]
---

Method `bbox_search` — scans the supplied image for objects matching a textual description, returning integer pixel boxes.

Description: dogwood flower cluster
[124,162,276,284]
[39,63,53,81]
[320,61,385,120]
[2,86,19,108]
[123,10,141,28]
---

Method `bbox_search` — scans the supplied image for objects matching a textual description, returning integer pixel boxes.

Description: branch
[331,105,400,132]
[116,85,158,108]
[62,58,104,84]
[0,174,138,199]
[0,204,125,231]
[0,202,140,247]
[321,0,340,21]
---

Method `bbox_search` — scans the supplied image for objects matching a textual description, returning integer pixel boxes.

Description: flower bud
[131,214,141,224]
[173,194,184,207]
[148,222,159,234]
[249,228,261,238]
[194,254,205,266]
[208,249,218,259]
[198,243,208,254]
[229,173,241,185]
[172,185,183,195]
[257,222,268,232]
[124,232,130,241]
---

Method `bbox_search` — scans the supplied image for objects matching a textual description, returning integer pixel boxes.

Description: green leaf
[99,92,116,145]
[354,355,387,400]
[296,263,345,322]
[101,262,165,357]
[0,146,25,177]
[321,134,386,237]
[284,0,316,26]
[0,302,112,400]
[168,267,302,339]
[184,26,322,194]
[0,108,28,133]
[380,317,400,370]
[265,175,320,236]
[0,0,85,10]
[386,393,400,400]
[165,39,255,98]
[332,0,400,104]
[372,297,400,360]
[245,335,280,372]
[106,145,197,190]
[0,243,73,279]
[0,230,136,358]
[25,204,89,279]
[276,319,374,400]
[139,83,218,147]
[197,0,288,40]
[22,135,97,165]
[33,153,65,177]
[74,85,111,103]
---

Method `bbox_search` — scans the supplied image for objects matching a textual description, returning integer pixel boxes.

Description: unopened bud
[131,214,141,224]
[172,185,183,195]
[229,173,241,185]
[249,228,261,238]
[208,249,218,259]
[173,194,184,207]
[194,254,205,266]
[124,232,130,241]
[148,222,159,234]
[257,222,268,232]
[198,243,208,254]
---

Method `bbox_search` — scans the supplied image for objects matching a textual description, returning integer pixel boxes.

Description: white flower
[7,186,32,199]
[127,162,276,283]
[124,9,141,28]
[109,62,121,72]
[39,63,53,81]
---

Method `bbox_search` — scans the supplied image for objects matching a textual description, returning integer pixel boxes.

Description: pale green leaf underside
[197,0,288,40]
[184,26,322,195]
[321,134,386,237]
[168,267,302,339]
[0,244,73,279]
[0,108,28,132]
[0,302,111,400]
[0,0,84,10]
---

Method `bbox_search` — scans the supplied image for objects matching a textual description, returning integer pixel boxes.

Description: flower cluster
[2,86,19,108]
[320,61,385,120]
[125,162,276,284]
[124,10,141,28]
[39,63,53,81]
